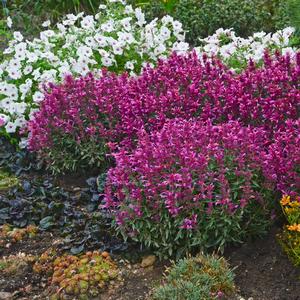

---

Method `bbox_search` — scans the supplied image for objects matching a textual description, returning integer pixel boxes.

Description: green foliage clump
[137,0,293,45]
[0,0,103,39]
[0,173,126,255]
[274,0,300,46]
[152,253,236,300]
[41,136,110,175]
[175,0,270,44]
[0,169,18,191]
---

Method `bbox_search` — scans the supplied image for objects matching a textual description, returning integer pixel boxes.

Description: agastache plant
[104,119,275,258]
[263,120,300,194]
[28,51,300,180]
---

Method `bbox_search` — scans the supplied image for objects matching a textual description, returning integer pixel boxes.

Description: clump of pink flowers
[29,51,300,151]
[223,52,300,132]
[104,119,274,255]
[28,72,129,151]
[263,119,300,194]
[28,50,300,254]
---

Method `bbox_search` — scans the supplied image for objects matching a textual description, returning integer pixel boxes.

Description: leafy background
[1,0,300,46]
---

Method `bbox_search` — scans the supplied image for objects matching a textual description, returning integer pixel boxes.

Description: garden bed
[1,225,299,299]
[226,227,300,300]
[1,0,300,299]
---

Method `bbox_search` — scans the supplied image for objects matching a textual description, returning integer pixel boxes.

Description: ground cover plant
[0,0,300,299]
[0,174,126,254]
[0,136,41,175]
[39,251,119,299]
[152,253,236,300]
[0,169,18,190]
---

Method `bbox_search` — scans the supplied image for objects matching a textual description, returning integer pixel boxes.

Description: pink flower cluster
[263,120,300,194]
[28,52,232,151]
[223,52,300,132]
[104,119,270,229]
[28,51,300,192]
[28,72,129,150]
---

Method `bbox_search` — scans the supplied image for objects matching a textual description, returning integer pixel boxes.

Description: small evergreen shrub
[139,0,287,45]
[152,253,236,300]
[174,0,271,44]
[274,0,300,46]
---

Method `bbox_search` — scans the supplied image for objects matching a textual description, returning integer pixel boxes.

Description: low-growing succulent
[49,251,119,299]
[33,248,57,276]
[0,224,38,246]
[0,253,35,275]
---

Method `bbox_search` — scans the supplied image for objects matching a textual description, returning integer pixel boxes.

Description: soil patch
[226,227,300,300]
[0,231,58,298]
[0,227,299,299]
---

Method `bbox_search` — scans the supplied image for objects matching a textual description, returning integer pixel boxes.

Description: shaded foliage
[0,173,127,254]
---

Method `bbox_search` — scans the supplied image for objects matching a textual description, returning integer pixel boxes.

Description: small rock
[24,285,32,293]
[141,255,156,268]
[0,292,13,300]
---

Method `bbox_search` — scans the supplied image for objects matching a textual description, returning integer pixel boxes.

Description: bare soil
[0,227,299,299]
[226,227,300,300]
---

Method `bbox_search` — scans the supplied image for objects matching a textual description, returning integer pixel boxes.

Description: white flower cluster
[0,0,188,138]
[195,27,296,70]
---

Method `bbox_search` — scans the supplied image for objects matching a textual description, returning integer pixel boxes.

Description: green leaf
[39,216,54,230]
